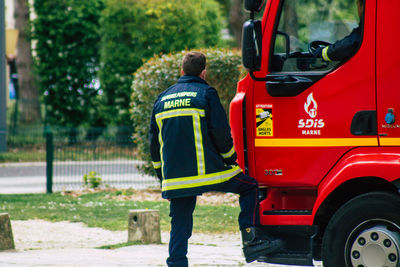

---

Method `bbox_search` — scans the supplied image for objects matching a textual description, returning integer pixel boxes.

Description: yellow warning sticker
[255,104,273,137]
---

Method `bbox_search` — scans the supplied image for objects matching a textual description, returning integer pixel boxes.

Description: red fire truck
[230,0,400,266]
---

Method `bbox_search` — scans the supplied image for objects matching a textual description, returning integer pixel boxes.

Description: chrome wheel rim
[346,221,400,267]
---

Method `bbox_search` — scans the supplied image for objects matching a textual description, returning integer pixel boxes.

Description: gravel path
[12,220,129,250]
[3,219,275,267]
[11,219,240,251]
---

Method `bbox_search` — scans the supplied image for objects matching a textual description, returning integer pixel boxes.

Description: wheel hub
[350,226,400,267]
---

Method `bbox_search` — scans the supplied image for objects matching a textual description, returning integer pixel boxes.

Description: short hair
[182,52,206,76]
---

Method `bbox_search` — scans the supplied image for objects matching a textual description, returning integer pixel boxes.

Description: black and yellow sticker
[255,104,273,137]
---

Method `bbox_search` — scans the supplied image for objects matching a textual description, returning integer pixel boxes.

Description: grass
[0,146,136,163]
[97,241,145,249]
[0,150,46,163]
[0,190,240,234]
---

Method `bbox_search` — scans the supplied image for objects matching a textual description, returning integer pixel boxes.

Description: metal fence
[41,127,159,192]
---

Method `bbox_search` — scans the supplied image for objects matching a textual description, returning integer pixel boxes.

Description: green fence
[45,127,159,193]
[7,126,160,193]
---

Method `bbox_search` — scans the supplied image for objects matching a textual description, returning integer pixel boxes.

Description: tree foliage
[130,48,243,176]
[99,0,224,126]
[31,0,104,129]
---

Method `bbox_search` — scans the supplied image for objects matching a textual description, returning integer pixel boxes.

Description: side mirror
[244,0,264,12]
[242,20,262,71]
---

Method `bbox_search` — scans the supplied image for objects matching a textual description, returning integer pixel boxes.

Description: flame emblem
[304,93,318,118]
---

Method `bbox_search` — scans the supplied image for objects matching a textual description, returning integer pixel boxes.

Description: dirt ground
[12,189,240,251]
[63,188,240,207]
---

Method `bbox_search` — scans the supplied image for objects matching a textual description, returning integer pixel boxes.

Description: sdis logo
[298,93,325,135]
[298,119,325,128]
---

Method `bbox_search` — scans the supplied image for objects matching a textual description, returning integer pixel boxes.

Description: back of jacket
[150,75,241,199]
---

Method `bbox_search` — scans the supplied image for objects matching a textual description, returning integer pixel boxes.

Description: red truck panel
[377,0,400,145]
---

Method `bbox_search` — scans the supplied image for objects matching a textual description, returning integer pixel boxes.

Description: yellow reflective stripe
[155,108,205,120]
[156,119,165,178]
[255,138,378,147]
[193,115,205,175]
[162,166,242,191]
[380,138,400,146]
[152,161,162,169]
[220,146,235,159]
[155,108,206,177]
[322,46,331,61]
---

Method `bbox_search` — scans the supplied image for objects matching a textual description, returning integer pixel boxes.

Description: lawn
[0,189,240,233]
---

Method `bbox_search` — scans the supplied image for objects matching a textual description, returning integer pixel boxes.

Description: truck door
[250,0,377,190]
[376,1,400,144]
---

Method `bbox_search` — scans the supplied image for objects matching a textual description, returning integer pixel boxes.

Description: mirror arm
[250,10,255,20]
[249,71,269,82]
[276,31,290,60]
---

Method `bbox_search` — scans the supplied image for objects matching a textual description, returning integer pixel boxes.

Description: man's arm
[206,88,237,166]
[149,108,162,180]
[316,27,362,61]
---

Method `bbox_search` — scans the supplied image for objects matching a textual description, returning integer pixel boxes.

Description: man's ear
[200,69,207,80]
[181,69,185,76]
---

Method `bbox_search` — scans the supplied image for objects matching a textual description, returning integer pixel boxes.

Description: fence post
[45,127,53,193]
[0,0,6,153]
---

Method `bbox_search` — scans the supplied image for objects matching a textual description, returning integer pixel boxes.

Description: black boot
[241,227,282,263]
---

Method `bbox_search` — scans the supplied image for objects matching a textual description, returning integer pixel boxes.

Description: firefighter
[149,52,282,266]
[313,0,364,61]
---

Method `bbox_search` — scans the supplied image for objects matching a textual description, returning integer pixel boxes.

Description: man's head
[182,52,206,79]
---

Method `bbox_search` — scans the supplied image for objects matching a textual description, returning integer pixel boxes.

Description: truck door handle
[267,75,312,84]
[266,75,314,97]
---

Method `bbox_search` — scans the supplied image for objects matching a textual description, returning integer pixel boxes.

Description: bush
[31,0,104,129]
[99,0,223,126]
[130,48,243,176]
[83,171,102,189]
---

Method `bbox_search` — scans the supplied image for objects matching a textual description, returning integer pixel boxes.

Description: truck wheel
[322,191,400,267]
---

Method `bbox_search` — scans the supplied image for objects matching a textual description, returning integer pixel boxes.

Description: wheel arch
[312,177,399,259]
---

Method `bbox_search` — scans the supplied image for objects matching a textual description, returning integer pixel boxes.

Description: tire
[322,191,400,267]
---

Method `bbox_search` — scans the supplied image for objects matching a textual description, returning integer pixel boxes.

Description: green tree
[31,0,104,139]
[99,0,223,129]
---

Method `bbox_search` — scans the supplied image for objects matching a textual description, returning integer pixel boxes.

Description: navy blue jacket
[149,75,241,199]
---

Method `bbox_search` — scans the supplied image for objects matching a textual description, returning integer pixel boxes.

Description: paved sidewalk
[0,244,265,267]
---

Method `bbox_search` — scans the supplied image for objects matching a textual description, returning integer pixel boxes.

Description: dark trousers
[166,173,259,267]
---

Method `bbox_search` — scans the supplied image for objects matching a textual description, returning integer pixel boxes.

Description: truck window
[270,0,362,73]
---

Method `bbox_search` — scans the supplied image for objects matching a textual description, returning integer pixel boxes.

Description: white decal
[298,93,325,135]
[304,93,318,118]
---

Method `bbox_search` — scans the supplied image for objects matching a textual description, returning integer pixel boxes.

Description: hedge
[130,48,243,176]
[99,0,224,127]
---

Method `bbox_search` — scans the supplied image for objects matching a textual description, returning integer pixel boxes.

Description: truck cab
[230,0,400,266]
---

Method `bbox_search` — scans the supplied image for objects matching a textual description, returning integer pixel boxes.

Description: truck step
[258,252,314,266]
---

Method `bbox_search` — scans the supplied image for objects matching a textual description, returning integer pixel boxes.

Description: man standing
[149,52,281,266]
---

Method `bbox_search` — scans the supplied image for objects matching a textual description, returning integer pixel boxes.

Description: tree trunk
[283,1,299,38]
[229,0,247,47]
[14,0,41,124]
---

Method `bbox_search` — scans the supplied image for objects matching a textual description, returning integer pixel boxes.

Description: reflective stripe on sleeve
[220,146,235,159]
[162,165,242,191]
[155,119,165,178]
[322,46,331,61]
[152,161,162,169]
